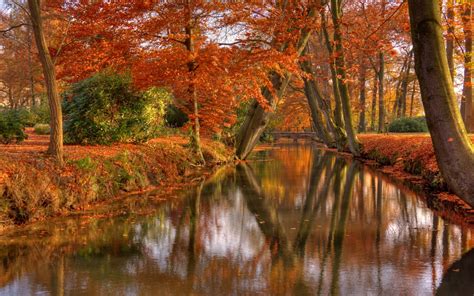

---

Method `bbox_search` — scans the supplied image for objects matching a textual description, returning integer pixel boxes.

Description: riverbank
[358,134,474,224]
[0,130,232,232]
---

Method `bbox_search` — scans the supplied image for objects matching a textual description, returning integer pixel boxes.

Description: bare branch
[0,23,28,34]
[218,38,273,47]
[53,18,72,65]
[10,0,31,18]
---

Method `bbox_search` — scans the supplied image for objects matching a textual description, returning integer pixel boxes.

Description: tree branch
[218,39,273,47]
[364,0,406,40]
[53,18,72,65]
[0,23,28,35]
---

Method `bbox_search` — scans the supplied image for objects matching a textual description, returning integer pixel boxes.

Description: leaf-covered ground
[359,133,474,224]
[0,129,232,232]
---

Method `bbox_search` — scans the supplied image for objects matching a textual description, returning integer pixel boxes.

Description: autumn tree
[320,9,345,133]
[60,1,299,161]
[234,1,320,159]
[392,50,413,118]
[357,60,367,132]
[445,0,456,81]
[0,4,41,109]
[27,0,63,164]
[300,42,347,150]
[328,0,361,155]
[408,0,474,206]
[460,2,472,132]
[288,0,413,151]
[130,1,283,161]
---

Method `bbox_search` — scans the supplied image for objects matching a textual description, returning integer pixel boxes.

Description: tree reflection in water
[436,248,474,296]
[0,145,472,295]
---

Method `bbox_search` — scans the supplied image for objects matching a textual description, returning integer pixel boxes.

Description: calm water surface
[0,145,473,295]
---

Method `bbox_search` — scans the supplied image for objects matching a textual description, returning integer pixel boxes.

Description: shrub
[165,104,188,127]
[13,104,50,127]
[33,123,51,135]
[388,117,428,133]
[15,108,37,127]
[63,72,171,145]
[0,110,27,144]
[30,103,50,125]
[260,132,274,143]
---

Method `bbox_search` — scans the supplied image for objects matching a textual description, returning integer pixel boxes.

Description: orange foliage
[360,134,439,173]
[276,82,312,131]
[360,134,474,195]
[54,1,319,134]
[358,134,474,222]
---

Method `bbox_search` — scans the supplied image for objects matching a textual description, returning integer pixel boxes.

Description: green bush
[165,104,188,127]
[33,123,51,135]
[63,72,171,145]
[15,108,37,127]
[259,132,274,143]
[388,117,428,133]
[30,103,50,125]
[13,104,50,127]
[0,110,28,144]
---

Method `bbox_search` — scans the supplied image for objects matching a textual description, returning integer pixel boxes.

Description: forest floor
[0,128,233,233]
[357,133,474,224]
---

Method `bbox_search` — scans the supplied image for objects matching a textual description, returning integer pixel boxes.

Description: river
[0,144,472,295]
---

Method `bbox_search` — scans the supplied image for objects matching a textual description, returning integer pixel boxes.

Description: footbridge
[270,131,321,142]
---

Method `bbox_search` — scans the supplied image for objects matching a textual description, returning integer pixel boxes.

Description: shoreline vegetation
[355,134,473,224]
[1,131,473,234]
[0,129,232,233]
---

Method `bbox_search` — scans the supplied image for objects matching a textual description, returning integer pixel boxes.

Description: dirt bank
[0,130,232,232]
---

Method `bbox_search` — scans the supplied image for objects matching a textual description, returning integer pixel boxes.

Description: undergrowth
[0,140,231,228]
[360,134,448,191]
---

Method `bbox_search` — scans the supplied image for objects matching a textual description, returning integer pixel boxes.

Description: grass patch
[33,124,51,135]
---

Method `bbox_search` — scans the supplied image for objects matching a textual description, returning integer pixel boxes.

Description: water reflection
[437,248,474,295]
[0,145,472,295]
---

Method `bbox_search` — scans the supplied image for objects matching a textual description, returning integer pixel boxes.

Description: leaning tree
[408,0,474,207]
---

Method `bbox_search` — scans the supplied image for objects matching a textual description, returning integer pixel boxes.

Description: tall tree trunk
[192,86,205,163]
[392,56,408,119]
[377,51,385,132]
[300,46,347,150]
[377,0,386,132]
[371,70,378,131]
[27,25,35,107]
[446,0,455,81]
[236,73,290,159]
[7,86,14,109]
[28,0,63,165]
[321,11,345,130]
[400,52,413,118]
[185,22,205,164]
[358,64,367,132]
[409,78,417,117]
[461,3,472,132]
[330,0,361,156]
[303,77,335,147]
[408,0,474,207]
